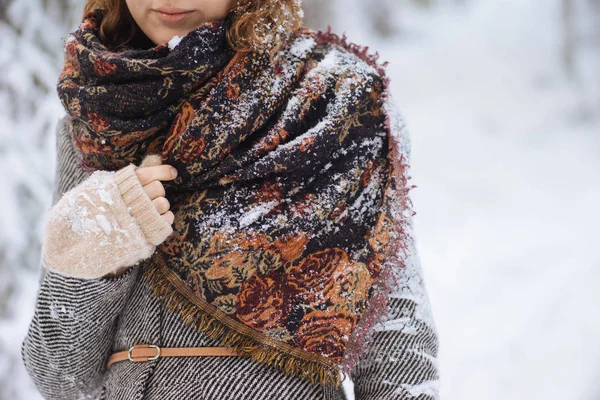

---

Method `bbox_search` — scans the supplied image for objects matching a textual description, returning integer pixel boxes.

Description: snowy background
[1,0,599,399]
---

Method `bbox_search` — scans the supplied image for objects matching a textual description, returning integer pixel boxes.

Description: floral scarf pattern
[57,9,414,387]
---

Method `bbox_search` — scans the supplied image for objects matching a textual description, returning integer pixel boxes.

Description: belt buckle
[127,344,161,362]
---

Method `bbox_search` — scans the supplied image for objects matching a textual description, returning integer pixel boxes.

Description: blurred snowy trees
[0,1,81,397]
[562,0,600,80]
[303,0,450,37]
[304,0,400,37]
[0,0,83,265]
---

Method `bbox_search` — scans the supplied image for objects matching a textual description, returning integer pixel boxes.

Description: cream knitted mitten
[41,154,173,279]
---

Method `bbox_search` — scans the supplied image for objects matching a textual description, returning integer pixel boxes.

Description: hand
[134,164,178,225]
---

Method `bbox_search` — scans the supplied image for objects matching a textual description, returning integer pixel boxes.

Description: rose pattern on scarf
[235,248,371,359]
[92,57,118,76]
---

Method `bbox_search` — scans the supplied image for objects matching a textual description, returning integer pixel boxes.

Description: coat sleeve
[20,117,167,399]
[351,235,440,400]
[21,266,140,400]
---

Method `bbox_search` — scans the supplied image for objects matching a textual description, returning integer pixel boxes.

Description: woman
[21,0,440,399]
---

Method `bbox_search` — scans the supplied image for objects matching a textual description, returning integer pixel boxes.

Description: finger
[152,197,170,214]
[143,180,166,200]
[162,210,175,225]
[136,164,178,186]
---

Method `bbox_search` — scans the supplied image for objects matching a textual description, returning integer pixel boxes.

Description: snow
[238,201,280,228]
[289,36,316,58]
[57,171,118,237]
[95,214,113,234]
[168,34,183,50]
[398,380,440,397]
[348,164,383,217]
[342,375,355,400]
[1,0,599,399]
[374,316,419,335]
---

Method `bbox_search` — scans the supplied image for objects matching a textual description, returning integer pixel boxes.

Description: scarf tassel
[142,261,342,388]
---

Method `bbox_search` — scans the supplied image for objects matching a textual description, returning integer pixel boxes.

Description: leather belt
[107,344,241,368]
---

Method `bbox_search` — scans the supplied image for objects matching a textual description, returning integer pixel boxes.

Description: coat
[20,115,440,400]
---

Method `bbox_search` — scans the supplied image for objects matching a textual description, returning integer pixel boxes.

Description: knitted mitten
[41,154,173,279]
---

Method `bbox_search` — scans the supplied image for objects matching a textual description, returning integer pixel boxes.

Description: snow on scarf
[57,8,415,387]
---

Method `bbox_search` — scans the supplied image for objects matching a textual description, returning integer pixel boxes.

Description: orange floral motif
[66,41,78,57]
[287,248,346,307]
[204,264,232,281]
[298,134,316,152]
[366,212,392,277]
[199,230,309,293]
[221,51,249,77]
[92,57,118,77]
[287,248,371,311]
[237,273,288,333]
[172,101,196,136]
[235,246,372,354]
[327,260,371,307]
[59,81,79,90]
[178,137,206,165]
[110,123,167,148]
[290,193,316,216]
[256,127,290,154]
[361,160,376,187]
[59,59,77,81]
[163,101,201,163]
[272,233,309,263]
[157,221,190,257]
[252,181,283,204]
[73,135,110,154]
[295,310,357,359]
[226,83,240,100]
[87,112,110,133]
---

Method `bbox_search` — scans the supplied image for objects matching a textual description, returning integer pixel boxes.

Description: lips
[152,8,195,25]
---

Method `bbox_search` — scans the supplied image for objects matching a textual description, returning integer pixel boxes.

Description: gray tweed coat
[21,116,440,400]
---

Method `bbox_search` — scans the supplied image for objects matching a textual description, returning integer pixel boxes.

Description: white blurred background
[1,0,599,399]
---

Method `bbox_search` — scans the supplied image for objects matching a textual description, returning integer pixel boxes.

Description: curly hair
[83,0,304,52]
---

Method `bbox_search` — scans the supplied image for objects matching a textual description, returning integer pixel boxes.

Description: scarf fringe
[142,258,342,388]
[310,26,389,79]
[310,26,417,376]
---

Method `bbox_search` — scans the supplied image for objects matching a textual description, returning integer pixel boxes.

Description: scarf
[57,8,415,387]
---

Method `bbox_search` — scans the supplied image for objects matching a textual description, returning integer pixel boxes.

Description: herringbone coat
[21,116,440,400]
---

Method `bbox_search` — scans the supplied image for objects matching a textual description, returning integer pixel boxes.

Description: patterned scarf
[58,8,415,387]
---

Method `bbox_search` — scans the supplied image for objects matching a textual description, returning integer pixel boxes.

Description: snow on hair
[83,0,304,52]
